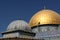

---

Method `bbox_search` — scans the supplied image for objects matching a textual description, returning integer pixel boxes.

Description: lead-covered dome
[29,9,60,27]
[7,20,31,31]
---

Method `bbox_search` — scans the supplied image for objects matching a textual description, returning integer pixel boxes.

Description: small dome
[7,20,31,31]
[29,9,60,27]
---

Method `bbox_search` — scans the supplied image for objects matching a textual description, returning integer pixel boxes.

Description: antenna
[18,16,22,20]
[42,0,46,9]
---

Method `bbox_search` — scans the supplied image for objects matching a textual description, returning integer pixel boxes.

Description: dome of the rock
[29,10,60,27]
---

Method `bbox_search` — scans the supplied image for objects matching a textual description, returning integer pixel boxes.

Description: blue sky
[0,0,60,37]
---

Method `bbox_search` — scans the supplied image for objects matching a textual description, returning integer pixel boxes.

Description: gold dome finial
[42,0,46,9]
[44,5,46,9]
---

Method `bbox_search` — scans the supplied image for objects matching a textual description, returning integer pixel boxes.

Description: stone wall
[0,38,44,40]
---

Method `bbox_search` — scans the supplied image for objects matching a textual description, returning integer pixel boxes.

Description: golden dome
[29,9,60,27]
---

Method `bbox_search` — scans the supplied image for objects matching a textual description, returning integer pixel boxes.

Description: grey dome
[7,20,31,31]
